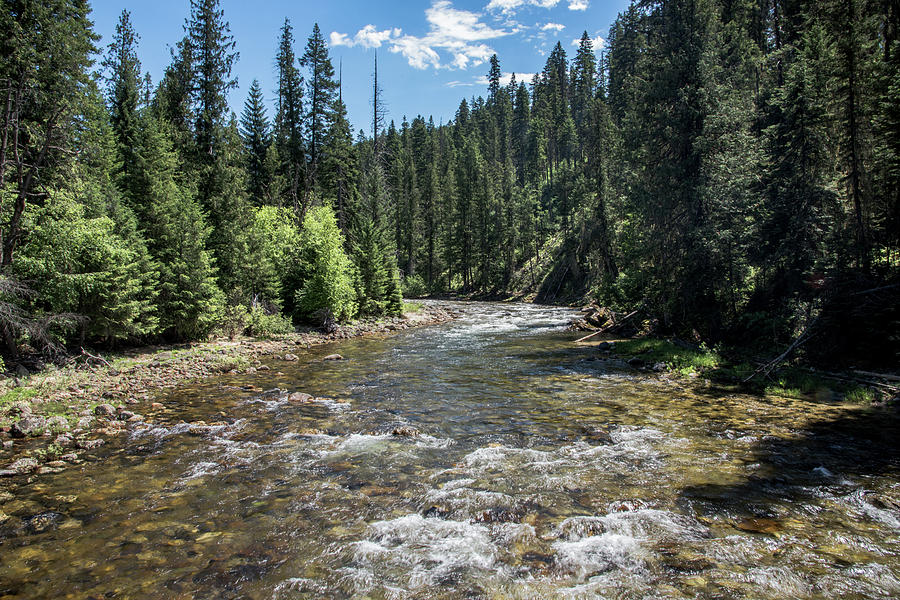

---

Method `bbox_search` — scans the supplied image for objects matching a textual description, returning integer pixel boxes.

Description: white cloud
[568,0,589,10]
[570,33,605,48]
[541,22,565,31]
[329,25,401,49]
[450,71,536,88]
[330,31,352,47]
[332,1,518,70]
[391,35,442,69]
[486,0,561,14]
[393,1,510,70]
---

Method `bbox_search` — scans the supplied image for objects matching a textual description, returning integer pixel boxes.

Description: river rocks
[257,364,270,371]
[10,416,45,438]
[323,354,343,361]
[54,434,74,448]
[94,403,117,417]
[627,357,645,368]
[475,506,527,524]
[77,439,105,450]
[596,342,613,351]
[734,517,781,535]
[391,426,420,438]
[26,511,63,534]
[44,415,69,432]
[288,392,314,403]
[283,353,299,361]
[60,453,80,463]
[118,410,136,421]
[5,401,32,418]
[76,416,94,430]
[423,504,452,518]
[5,457,38,475]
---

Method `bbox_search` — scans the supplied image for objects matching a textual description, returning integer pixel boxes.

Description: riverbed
[1,301,898,599]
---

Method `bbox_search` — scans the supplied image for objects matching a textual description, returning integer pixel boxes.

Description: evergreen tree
[240,79,272,204]
[186,0,238,158]
[301,24,338,198]
[274,18,305,213]
[102,9,142,193]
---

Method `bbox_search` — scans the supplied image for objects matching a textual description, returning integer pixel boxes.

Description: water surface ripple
[1,301,899,599]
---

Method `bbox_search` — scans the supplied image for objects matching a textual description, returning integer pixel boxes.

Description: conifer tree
[274,18,305,214]
[240,79,272,204]
[102,10,142,192]
[301,23,338,199]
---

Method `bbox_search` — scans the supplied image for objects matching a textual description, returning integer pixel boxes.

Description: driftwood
[853,370,900,383]
[743,326,815,383]
[574,309,640,343]
[80,347,110,368]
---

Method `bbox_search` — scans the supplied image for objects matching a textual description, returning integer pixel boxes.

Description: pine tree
[274,18,305,214]
[102,9,142,193]
[321,82,358,233]
[186,0,238,159]
[301,23,338,199]
[240,79,272,204]
[132,117,224,339]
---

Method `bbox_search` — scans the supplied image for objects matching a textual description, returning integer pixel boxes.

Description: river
[1,301,899,599]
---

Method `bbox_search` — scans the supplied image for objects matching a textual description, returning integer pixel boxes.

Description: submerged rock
[288,392,314,403]
[391,426,420,438]
[26,511,64,534]
[323,354,344,361]
[735,517,781,535]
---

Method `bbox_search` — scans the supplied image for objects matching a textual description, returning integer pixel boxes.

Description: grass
[611,337,886,404]
[402,301,424,313]
[0,387,39,409]
[612,338,722,376]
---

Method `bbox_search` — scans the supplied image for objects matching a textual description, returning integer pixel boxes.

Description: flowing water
[1,302,899,599]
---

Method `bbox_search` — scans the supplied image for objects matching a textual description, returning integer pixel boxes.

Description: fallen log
[743,324,816,383]
[574,309,640,343]
[81,347,111,368]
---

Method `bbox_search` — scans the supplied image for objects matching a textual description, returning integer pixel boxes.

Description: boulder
[323,354,344,361]
[283,353,299,361]
[6,457,38,475]
[288,392,313,403]
[94,404,116,417]
[627,357,645,368]
[391,426,420,438]
[10,416,45,438]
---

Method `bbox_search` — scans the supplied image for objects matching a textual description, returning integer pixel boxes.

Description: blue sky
[89,0,631,135]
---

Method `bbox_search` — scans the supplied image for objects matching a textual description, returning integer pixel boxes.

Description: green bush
[294,205,357,322]
[402,274,428,298]
[220,304,249,339]
[246,305,294,337]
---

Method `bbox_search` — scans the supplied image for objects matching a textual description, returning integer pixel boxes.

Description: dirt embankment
[0,303,459,479]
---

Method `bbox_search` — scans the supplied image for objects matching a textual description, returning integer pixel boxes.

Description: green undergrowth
[402,301,424,313]
[612,337,885,404]
[613,338,722,376]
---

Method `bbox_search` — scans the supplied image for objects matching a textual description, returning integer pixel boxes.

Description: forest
[1,0,898,369]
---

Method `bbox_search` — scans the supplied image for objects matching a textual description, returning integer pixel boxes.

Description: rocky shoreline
[0,302,459,481]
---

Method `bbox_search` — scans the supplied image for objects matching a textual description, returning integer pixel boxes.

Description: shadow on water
[678,404,900,516]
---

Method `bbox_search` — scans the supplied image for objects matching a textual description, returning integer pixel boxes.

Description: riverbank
[0,302,459,478]
[584,336,899,406]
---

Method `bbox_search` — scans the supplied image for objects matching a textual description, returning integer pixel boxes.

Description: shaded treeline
[380,0,899,364]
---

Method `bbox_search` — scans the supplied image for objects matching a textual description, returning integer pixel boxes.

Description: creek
[1,301,898,599]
